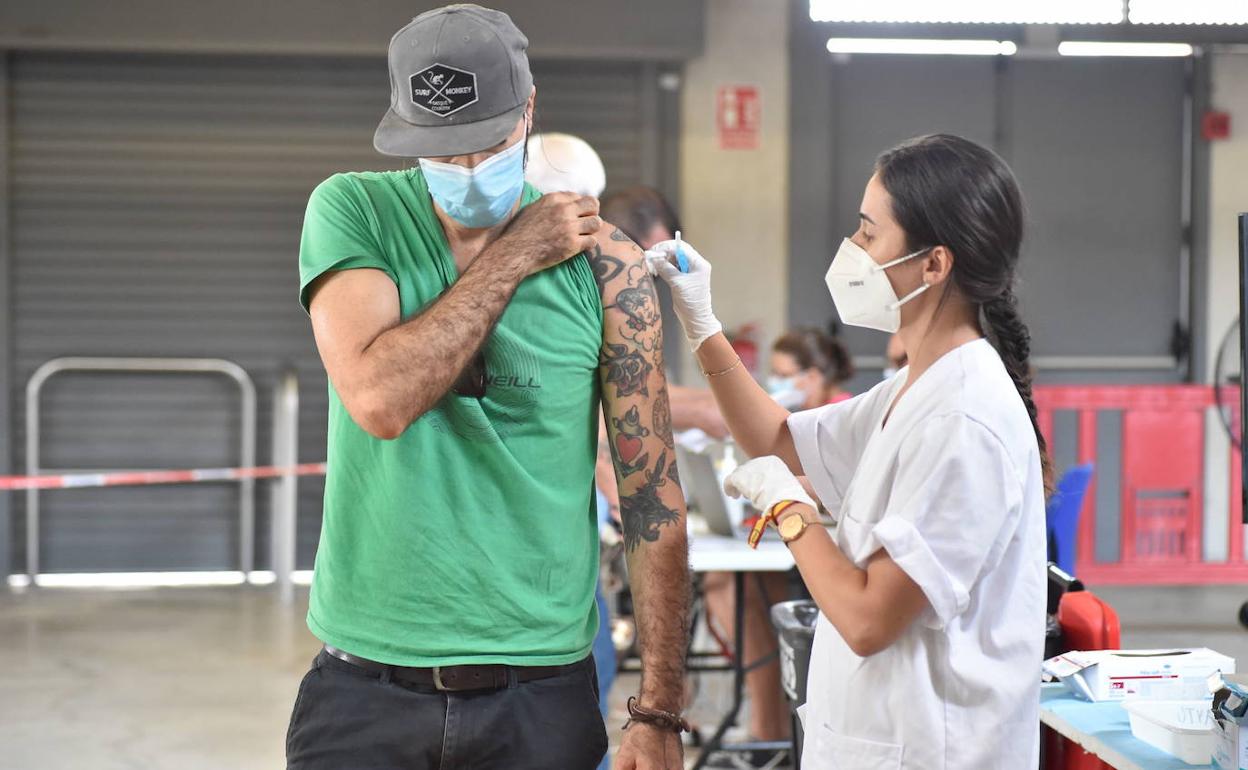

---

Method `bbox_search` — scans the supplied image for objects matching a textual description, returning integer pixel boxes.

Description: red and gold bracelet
[747,500,799,549]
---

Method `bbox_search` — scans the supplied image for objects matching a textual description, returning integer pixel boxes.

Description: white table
[687,533,798,769]
[688,533,796,574]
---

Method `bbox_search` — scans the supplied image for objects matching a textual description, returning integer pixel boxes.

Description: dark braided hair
[875,134,1054,495]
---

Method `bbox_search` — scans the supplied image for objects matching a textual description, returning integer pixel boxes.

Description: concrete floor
[1,583,1247,770]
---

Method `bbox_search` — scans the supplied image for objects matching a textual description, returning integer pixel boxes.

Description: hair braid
[981,290,1055,496]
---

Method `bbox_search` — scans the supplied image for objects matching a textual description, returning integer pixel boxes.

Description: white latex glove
[644,239,723,351]
[723,456,816,515]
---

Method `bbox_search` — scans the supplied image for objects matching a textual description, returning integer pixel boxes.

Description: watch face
[779,515,805,540]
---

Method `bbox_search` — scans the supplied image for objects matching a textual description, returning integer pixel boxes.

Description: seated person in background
[769,327,855,409]
[884,330,907,379]
[700,525,792,763]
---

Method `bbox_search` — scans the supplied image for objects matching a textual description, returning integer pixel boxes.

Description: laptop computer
[674,442,753,539]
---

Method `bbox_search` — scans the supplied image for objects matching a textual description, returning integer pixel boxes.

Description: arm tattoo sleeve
[590,226,691,712]
[588,231,685,552]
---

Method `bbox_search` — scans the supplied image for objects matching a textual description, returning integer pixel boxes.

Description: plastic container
[771,599,819,767]
[1122,700,1215,765]
[771,600,819,706]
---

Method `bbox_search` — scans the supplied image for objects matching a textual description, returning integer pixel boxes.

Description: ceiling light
[1058,41,1195,57]
[1128,0,1248,25]
[811,0,1121,24]
[827,38,1018,56]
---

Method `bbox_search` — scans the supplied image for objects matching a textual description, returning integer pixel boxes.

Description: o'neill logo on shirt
[487,374,541,389]
[410,63,479,118]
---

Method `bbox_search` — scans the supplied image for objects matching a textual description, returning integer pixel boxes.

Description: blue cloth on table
[1040,683,1214,769]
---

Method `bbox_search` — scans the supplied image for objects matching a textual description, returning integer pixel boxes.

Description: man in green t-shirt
[285,5,690,770]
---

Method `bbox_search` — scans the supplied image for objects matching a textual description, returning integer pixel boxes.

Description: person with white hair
[525,132,607,197]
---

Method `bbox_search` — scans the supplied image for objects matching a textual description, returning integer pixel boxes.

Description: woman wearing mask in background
[647,134,1050,769]
[768,327,855,410]
[883,332,907,381]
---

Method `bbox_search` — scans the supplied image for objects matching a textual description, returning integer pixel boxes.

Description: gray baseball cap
[374,4,533,158]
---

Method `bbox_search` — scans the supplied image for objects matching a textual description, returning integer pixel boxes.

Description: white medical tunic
[787,338,1046,770]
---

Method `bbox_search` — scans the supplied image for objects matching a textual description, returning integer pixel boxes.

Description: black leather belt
[322,645,586,693]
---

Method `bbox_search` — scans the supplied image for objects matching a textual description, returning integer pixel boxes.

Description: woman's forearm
[695,333,801,468]
[788,522,883,657]
[785,505,930,658]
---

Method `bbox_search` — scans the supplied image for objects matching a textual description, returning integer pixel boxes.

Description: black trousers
[286,648,609,770]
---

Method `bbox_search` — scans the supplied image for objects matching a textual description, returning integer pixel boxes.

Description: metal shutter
[533,61,654,189]
[788,54,1186,387]
[8,51,664,574]
[1006,57,1186,370]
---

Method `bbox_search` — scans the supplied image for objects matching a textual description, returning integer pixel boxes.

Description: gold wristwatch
[777,508,816,544]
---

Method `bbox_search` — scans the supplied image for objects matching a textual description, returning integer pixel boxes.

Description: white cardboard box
[1214,715,1246,770]
[1212,674,1248,770]
[1122,700,1215,764]
[1043,649,1235,702]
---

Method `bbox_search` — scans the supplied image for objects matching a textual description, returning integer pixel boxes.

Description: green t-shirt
[298,170,604,666]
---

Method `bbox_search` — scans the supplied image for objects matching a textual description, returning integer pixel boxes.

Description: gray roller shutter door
[1006,57,1186,369]
[8,51,664,573]
[788,54,1186,390]
[534,62,655,189]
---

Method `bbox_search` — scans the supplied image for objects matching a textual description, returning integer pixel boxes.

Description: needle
[675,230,689,273]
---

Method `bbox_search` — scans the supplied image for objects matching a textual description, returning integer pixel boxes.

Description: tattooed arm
[591,226,690,767]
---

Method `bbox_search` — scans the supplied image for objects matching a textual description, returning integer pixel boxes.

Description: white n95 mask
[825,238,931,333]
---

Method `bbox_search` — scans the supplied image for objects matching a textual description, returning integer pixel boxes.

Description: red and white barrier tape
[0,463,327,491]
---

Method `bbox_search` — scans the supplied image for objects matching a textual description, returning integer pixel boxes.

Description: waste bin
[771,599,819,769]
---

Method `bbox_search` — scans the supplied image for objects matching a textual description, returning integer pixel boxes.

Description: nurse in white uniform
[648,134,1051,769]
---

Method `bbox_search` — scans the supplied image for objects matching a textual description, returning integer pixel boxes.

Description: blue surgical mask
[766,375,797,396]
[766,375,807,410]
[419,137,526,228]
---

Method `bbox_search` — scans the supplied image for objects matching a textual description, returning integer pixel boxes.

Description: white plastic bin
[1122,699,1215,765]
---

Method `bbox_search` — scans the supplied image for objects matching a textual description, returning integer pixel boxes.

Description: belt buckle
[432,666,453,692]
